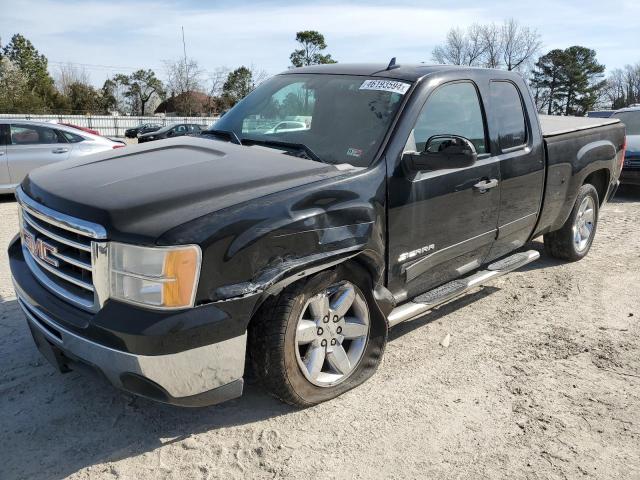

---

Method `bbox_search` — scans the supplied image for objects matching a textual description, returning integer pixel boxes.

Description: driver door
[387,81,501,299]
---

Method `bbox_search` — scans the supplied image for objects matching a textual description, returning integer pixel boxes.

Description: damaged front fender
[157,163,389,317]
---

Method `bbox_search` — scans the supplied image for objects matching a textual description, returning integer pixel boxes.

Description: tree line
[0,30,336,116]
[1,25,637,117]
[431,19,618,115]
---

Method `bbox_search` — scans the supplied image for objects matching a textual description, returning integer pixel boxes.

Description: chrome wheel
[573,196,596,252]
[295,281,370,387]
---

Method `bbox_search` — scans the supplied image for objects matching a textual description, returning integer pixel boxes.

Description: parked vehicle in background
[59,122,101,136]
[137,123,203,143]
[0,120,125,194]
[8,64,625,408]
[264,120,308,134]
[612,106,640,185]
[57,122,124,145]
[125,123,162,138]
[587,110,615,118]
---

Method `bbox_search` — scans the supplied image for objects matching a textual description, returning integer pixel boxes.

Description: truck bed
[539,114,620,137]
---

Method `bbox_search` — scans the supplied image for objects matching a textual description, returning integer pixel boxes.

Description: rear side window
[410,82,487,154]
[61,131,85,143]
[10,124,62,145]
[491,81,527,150]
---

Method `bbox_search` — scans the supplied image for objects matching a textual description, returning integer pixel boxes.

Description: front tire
[249,265,387,407]
[544,183,599,261]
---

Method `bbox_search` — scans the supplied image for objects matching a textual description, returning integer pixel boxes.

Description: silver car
[0,120,124,194]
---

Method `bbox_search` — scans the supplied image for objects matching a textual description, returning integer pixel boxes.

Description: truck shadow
[0,295,297,480]
[1,281,504,479]
[0,193,16,204]
[388,286,499,342]
[611,185,640,202]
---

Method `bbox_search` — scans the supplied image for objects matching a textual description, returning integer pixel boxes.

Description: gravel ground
[1,188,639,480]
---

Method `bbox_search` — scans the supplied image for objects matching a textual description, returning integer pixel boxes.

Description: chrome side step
[387,250,540,328]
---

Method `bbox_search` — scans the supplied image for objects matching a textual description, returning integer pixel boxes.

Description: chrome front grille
[16,188,108,312]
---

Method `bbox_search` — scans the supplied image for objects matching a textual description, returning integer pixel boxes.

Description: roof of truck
[281,63,511,82]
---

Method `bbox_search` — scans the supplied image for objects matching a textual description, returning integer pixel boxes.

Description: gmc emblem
[22,230,60,268]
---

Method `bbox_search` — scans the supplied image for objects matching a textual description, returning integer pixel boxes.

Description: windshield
[210,74,409,167]
[613,111,640,135]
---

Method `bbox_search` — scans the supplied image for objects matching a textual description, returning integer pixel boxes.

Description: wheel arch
[247,249,391,333]
[583,168,610,205]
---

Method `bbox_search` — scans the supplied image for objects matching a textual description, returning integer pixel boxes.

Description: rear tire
[249,265,387,407]
[544,183,599,261]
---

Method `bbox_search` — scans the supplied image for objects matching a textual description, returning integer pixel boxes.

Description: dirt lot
[1,188,639,480]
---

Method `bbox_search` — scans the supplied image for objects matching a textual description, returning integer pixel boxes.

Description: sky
[1,0,639,87]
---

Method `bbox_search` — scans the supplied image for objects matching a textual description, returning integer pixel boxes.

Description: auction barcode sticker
[359,79,411,95]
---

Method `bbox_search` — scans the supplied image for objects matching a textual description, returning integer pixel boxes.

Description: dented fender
[157,162,389,313]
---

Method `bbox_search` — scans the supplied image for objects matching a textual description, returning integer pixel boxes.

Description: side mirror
[404,135,478,171]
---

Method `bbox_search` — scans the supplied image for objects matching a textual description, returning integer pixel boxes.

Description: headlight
[109,242,201,309]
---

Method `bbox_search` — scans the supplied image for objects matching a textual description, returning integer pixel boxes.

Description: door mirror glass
[405,135,477,171]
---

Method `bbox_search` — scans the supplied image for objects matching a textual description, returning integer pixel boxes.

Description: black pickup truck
[9,63,625,407]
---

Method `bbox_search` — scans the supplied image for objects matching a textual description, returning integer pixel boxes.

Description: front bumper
[9,237,249,407]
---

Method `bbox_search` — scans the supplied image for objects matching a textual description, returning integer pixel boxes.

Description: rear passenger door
[485,80,545,261]
[7,124,71,185]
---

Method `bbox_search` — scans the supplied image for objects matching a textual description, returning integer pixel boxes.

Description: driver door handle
[473,178,499,192]
[51,148,69,154]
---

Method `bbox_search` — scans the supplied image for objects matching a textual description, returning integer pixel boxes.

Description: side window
[10,124,61,145]
[408,82,487,155]
[61,131,85,143]
[491,81,527,150]
[176,125,186,133]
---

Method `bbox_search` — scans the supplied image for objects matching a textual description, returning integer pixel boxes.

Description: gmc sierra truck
[9,63,625,407]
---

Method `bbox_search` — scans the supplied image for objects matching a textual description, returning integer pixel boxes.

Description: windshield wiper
[201,129,242,145]
[240,139,323,163]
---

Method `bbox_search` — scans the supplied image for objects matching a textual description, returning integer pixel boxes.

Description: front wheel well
[247,253,384,335]
[583,169,610,205]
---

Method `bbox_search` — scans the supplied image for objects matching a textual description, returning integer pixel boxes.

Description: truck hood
[22,137,349,243]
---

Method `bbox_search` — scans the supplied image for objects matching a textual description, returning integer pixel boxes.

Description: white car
[0,120,125,194]
[264,121,308,134]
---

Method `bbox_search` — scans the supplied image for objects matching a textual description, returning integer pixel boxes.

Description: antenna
[181,26,187,65]
[386,57,399,70]
[181,26,191,116]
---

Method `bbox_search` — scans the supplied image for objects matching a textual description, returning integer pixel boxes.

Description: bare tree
[480,23,502,68]
[432,27,467,65]
[432,19,541,71]
[501,19,542,71]
[163,56,205,116]
[466,24,487,66]
[602,63,640,109]
[164,57,204,97]
[55,62,91,96]
[208,67,230,98]
[249,63,269,88]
